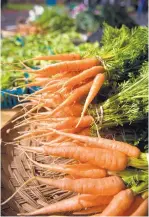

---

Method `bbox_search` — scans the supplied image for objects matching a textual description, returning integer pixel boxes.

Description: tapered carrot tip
[19,146,44,153]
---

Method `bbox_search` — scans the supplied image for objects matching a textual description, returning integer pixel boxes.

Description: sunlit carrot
[50,81,93,116]
[17,194,113,216]
[20,145,128,171]
[130,198,148,216]
[32,79,68,95]
[50,129,140,158]
[79,128,90,136]
[26,153,107,178]
[35,103,83,118]
[73,205,107,215]
[123,196,144,216]
[32,176,125,195]
[98,189,134,216]
[76,73,105,127]
[62,66,105,90]
[20,58,100,77]
[38,116,93,130]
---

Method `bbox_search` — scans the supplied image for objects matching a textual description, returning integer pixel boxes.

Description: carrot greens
[89,62,148,132]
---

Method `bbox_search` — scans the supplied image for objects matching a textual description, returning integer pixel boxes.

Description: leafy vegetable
[75,10,100,33]
[95,24,148,81]
[32,6,75,33]
[89,62,148,130]
[1,33,98,89]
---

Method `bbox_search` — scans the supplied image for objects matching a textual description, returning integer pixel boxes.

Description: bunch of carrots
[2,52,148,216]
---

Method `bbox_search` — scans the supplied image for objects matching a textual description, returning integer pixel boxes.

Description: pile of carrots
[2,53,148,216]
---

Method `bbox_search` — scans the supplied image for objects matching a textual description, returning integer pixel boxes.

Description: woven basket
[1,111,76,216]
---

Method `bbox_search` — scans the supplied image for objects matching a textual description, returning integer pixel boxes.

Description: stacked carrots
[2,53,148,216]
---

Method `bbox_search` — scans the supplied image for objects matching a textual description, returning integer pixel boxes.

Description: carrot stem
[131,181,148,195]
[141,191,148,199]
[128,153,148,170]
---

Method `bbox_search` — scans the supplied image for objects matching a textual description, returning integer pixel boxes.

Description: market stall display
[1,23,148,216]
[1,32,99,108]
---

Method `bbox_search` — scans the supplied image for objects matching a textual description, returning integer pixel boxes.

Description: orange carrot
[79,128,90,136]
[73,205,107,215]
[25,78,49,87]
[123,196,144,216]
[21,58,100,77]
[63,66,105,90]
[32,79,68,95]
[25,53,81,62]
[32,176,125,195]
[65,164,107,178]
[54,103,83,117]
[50,81,93,116]
[21,145,128,171]
[98,189,134,216]
[130,198,148,216]
[19,93,65,109]
[39,116,93,130]
[33,103,83,118]
[76,73,105,127]
[26,154,107,178]
[50,129,140,158]
[17,194,112,216]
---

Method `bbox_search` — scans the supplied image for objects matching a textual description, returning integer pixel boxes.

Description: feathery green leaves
[89,62,148,131]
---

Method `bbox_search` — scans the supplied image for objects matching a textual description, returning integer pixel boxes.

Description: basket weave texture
[1,111,75,216]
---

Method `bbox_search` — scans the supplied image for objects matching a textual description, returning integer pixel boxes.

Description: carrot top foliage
[88,24,148,81]
[89,62,148,131]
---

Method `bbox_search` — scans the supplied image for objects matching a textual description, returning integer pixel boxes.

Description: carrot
[35,103,83,118]
[25,78,49,87]
[38,116,93,130]
[32,79,68,95]
[73,205,107,215]
[79,128,90,136]
[21,145,128,171]
[123,196,144,216]
[130,198,148,216]
[66,164,107,178]
[26,78,65,89]
[50,129,140,158]
[98,189,134,216]
[21,58,100,77]
[32,175,125,195]
[63,66,105,90]
[17,194,112,216]
[76,73,105,127]
[26,154,107,178]
[50,81,93,116]
[19,92,65,111]
[40,94,66,109]
[42,135,68,145]
[25,53,81,62]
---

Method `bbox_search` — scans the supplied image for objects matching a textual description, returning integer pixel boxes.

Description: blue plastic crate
[46,0,57,6]
[1,86,39,109]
